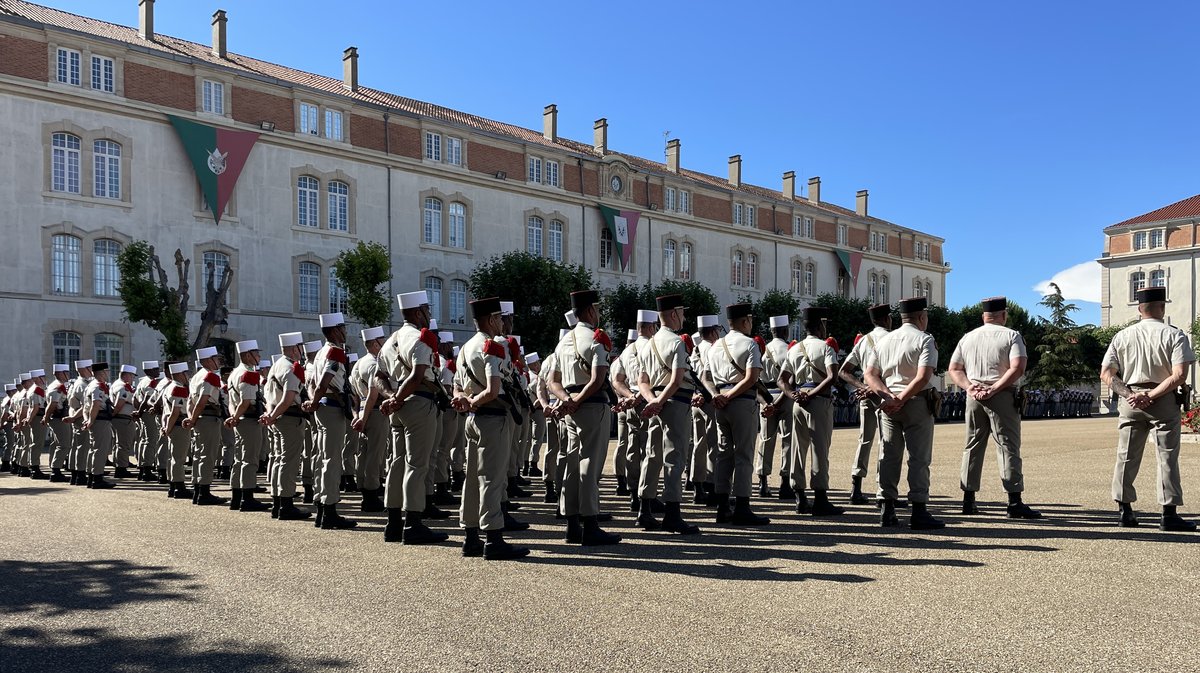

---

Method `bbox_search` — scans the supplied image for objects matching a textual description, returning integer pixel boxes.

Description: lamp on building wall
[218,318,229,335]
[494,171,507,180]
[259,121,276,132]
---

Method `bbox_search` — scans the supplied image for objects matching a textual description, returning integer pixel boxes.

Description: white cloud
[1033,261,1102,303]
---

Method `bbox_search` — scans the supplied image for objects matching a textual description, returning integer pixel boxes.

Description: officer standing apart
[863,296,945,530]
[302,312,356,530]
[1101,286,1196,531]
[948,296,1042,519]
[838,303,892,505]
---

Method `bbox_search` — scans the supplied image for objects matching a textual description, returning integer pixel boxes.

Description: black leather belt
[718,385,754,401]
[113,415,132,421]
[565,385,608,405]
[652,386,695,404]
[410,391,436,402]
[318,397,343,407]
[281,408,307,419]
[471,407,507,417]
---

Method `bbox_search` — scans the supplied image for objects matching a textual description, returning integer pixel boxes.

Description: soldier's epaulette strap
[291,361,306,382]
[680,333,695,355]
[483,341,506,359]
[171,385,188,399]
[203,371,222,388]
[242,371,261,386]
[594,329,613,351]
[33,387,44,397]
[98,381,109,394]
[753,336,767,354]
[327,347,348,365]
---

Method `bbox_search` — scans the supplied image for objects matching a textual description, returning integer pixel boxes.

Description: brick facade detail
[467,142,524,181]
[123,62,193,110]
[231,86,295,133]
[350,114,385,152]
[0,34,47,81]
[693,193,731,224]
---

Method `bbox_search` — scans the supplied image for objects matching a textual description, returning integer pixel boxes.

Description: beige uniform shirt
[638,329,692,391]
[706,331,764,389]
[782,336,838,387]
[455,332,505,399]
[349,352,380,403]
[310,342,350,401]
[761,337,790,387]
[110,379,134,416]
[378,323,436,394]
[84,379,111,416]
[188,368,222,415]
[691,337,714,380]
[844,326,890,371]
[161,379,189,428]
[133,375,159,410]
[553,323,609,389]
[865,323,938,395]
[950,323,1028,385]
[227,364,262,417]
[67,376,89,416]
[46,379,68,415]
[1101,318,1195,386]
[265,357,303,411]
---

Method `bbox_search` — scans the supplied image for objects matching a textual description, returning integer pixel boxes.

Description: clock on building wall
[610,175,623,194]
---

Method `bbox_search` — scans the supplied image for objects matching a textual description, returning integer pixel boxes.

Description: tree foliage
[600,280,720,345]
[748,289,800,340]
[116,241,189,359]
[1026,283,1093,389]
[469,251,594,358]
[332,241,392,327]
[810,294,875,352]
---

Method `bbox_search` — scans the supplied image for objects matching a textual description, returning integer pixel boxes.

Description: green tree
[331,241,392,328]
[116,241,190,359]
[1079,321,1134,372]
[1027,283,1093,389]
[600,281,646,340]
[469,251,594,358]
[601,280,719,341]
[924,303,967,373]
[811,294,874,350]
[749,289,800,340]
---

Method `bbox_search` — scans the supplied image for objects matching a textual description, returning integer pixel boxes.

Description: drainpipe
[646,174,652,283]
[384,112,394,331]
[578,159,586,269]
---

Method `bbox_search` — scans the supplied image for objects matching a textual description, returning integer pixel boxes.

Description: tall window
[94,333,123,365]
[51,133,81,194]
[791,260,802,294]
[327,181,349,231]
[527,215,544,256]
[298,262,320,314]
[424,132,441,161]
[837,224,848,246]
[914,278,923,297]
[329,273,348,314]
[794,216,813,238]
[448,203,466,248]
[548,220,564,262]
[202,80,225,114]
[93,140,121,199]
[666,188,676,212]
[731,251,744,286]
[746,206,756,228]
[599,228,614,270]
[446,137,463,166]
[679,242,692,280]
[879,274,889,303]
[1133,232,1147,251]
[746,253,758,288]
[297,176,319,227]
[53,331,81,366]
[51,234,82,295]
[546,160,560,187]
[733,203,744,226]
[423,198,443,245]
[91,55,114,92]
[805,263,815,296]
[56,48,80,85]
[925,282,932,300]
[300,103,319,135]
[203,251,229,290]
[527,157,542,183]
[449,280,467,325]
[679,190,690,214]
[94,239,121,297]
[880,234,889,254]
[1150,269,1166,292]
[425,276,443,323]
[324,110,343,141]
[837,269,848,297]
[1150,229,1165,249]
[1129,271,1146,300]
[663,239,676,279]
[869,273,879,303]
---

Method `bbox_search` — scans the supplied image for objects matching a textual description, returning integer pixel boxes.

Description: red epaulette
[291,361,306,383]
[327,346,348,364]
[446,359,457,373]
[33,386,44,397]
[593,328,612,351]
[483,340,506,359]
[171,384,188,398]
[680,333,694,355]
[203,371,221,387]
[242,371,261,386]
[753,336,767,354]
[98,381,109,394]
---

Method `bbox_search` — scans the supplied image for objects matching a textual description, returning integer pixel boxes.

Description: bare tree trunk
[193,262,233,351]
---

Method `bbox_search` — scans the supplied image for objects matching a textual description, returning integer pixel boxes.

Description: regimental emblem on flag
[168,115,260,225]
[206,148,228,175]
[598,204,641,272]
[614,215,629,245]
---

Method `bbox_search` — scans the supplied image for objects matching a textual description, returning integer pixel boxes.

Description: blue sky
[47,0,1200,324]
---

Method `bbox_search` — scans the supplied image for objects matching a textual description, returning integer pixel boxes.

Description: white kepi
[398,291,428,310]
[236,339,259,354]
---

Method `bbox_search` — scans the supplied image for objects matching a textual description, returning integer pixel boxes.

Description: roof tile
[1110,193,1200,229]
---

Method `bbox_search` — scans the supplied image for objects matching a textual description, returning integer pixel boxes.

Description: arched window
[51,234,82,295]
[791,260,803,294]
[448,202,466,248]
[805,263,815,296]
[731,251,744,286]
[329,270,348,314]
[746,253,758,288]
[298,261,320,314]
[297,176,319,227]
[93,139,121,199]
[1150,269,1166,291]
[679,242,692,280]
[425,276,443,323]
[202,251,229,290]
[599,228,614,270]
[423,197,442,245]
[837,268,848,297]
[913,278,923,297]
[53,331,81,366]
[527,215,543,256]
[449,279,468,325]
[51,133,81,193]
[327,180,349,231]
[879,274,889,303]
[94,333,123,365]
[925,282,932,300]
[663,239,676,279]
[548,220,564,262]
[94,238,121,297]
[1129,271,1146,300]
[869,273,879,303]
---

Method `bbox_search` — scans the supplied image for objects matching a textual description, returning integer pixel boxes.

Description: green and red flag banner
[597,204,641,272]
[167,115,260,225]
[834,249,863,287]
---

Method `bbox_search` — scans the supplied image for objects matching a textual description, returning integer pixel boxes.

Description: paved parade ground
[1,416,1197,673]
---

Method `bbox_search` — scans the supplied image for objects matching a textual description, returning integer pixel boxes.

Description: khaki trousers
[850,399,881,479]
[1113,395,1184,506]
[713,397,757,498]
[191,416,221,486]
[508,409,529,477]
[460,412,510,531]
[313,405,348,506]
[138,416,160,470]
[49,419,71,469]
[344,424,360,477]
[641,399,691,503]
[960,390,1024,493]
[69,418,89,473]
[232,418,264,490]
[756,396,793,477]
[624,409,647,488]
[425,408,446,494]
[690,404,716,483]
[24,422,47,469]
[269,415,306,498]
[542,410,561,478]
[384,396,438,511]
[302,418,315,485]
[877,397,935,503]
[437,409,460,483]
[358,412,389,491]
[791,396,834,492]
[86,420,112,476]
[527,408,546,465]
[561,402,611,517]
[111,417,135,468]
[450,412,467,473]
[613,408,629,480]
[166,425,190,482]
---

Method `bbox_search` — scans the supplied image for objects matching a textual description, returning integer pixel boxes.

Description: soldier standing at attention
[2,384,17,471]
[132,361,163,482]
[44,364,72,482]
[161,362,194,500]
[537,344,562,503]
[838,303,893,505]
[778,307,844,516]
[690,316,722,505]
[613,313,655,506]
[1101,286,1196,531]
[183,348,226,506]
[300,339,322,504]
[20,370,48,479]
[110,364,139,479]
[609,326,641,498]
[948,297,1042,519]
[350,326,388,513]
[523,351,546,481]
[549,290,620,546]
[433,331,461,505]
[225,339,269,513]
[301,313,357,530]
[261,333,312,521]
[65,360,93,486]
[756,315,794,500]
[863,297,944,530]
[82,363,116,489]
[705,303,772,526]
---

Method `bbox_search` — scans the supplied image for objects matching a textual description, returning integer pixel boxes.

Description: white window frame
[56,47,81,86]
[804,263,815,297]
[1150,229,1164,249]
[679,190,690,214]
[51,234,82,296]
[300,103,320,135]
[425,132,442,161]
[1133,231,1147,251]
[202,79,225,115]
[527,215,544,256]
[93,139,121,199]
[547,219,564,262]
[527,156,543,184]
[91,55,114,92]
[324,109,344,141]
[449,279,468,325]
[746,253,758,288]
[837,224,848,246]
[733,203,744,226]
[679,242,692,280]
[546,160,560,187]
[327,180,349,231]
[446,136,463,166]
[423,197,443,245]
[53,331,82,367]
[51,132,81,194]
[666,187,676,212]
[599,228,614,270]
[94,333,123,366]
[747,205,756,228]
[663,239,676,279]
[329,272,349,314]
[731,251,744,286]
[297,176,319,227]
[425,276,443,323]
[93,238,121,297]
[298,261,321,314]
[448,202,466,248]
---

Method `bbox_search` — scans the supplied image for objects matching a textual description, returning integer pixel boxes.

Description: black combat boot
[157,469,169,484]
[1117,502,1138,528]
[423,498,452,520]
[195,484,225,506]
[484,530,529,560]
[506,480,532,499]
[1006,492,1042,519]
[660,502,700,535]
[49,468,67,483]
[811,490,844,516]
[229,489,244,511]
[114,466,130,479]
[88,474,115,489]
[849,476,869,505]
[730,496,770,526]
[503,511,529,532]
[757,474,771,498]
[344,475,358,492]
[527,463,543,478]
[961,489,979,515]
[543,480,557,504]
[794,489,810,514]
[68,470,80,485]
[451,470,465,492]
[880,499,899,527]
[169,482,192,500]
[909,502,945,530]
[359,488,385,512]
[462,527,484,557]
[581,516,621,546]
[636,498,661,531]
[271,496,281,519]
[277,496,311,520]
[314,503,325,528]
[615,475,630,496]
[30,468,47,480]
[433,482,457,506]
[714,493,732,523]
[319,503,357,530]
[302,483,314,504]
[402,511,448,545]
[383,508,404,542]
[239,489,269,512]
[1161,505,1197,532]
[565,515,583,544]
[777,474,795,500]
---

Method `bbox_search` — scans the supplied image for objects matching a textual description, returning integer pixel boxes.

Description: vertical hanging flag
[835,249,864,286]
[597,204,641,272]
[167,115,260,225]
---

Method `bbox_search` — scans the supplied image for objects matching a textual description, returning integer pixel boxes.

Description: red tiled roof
[0,0,931,237]
[1109,193,1200,230]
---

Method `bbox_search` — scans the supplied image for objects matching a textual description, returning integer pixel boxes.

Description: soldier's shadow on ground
[0,486,61,497]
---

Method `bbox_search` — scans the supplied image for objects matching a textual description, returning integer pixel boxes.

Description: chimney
[728,155,742,187]
[782,171,796,200]
[593,118,607,154]
[543,104,558,142]
[138,0,154,40]
[342,47,358,91]
[666,139,680,173]
[808,176,821,204]
[211,10,227,59]
[856,189,869,217]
